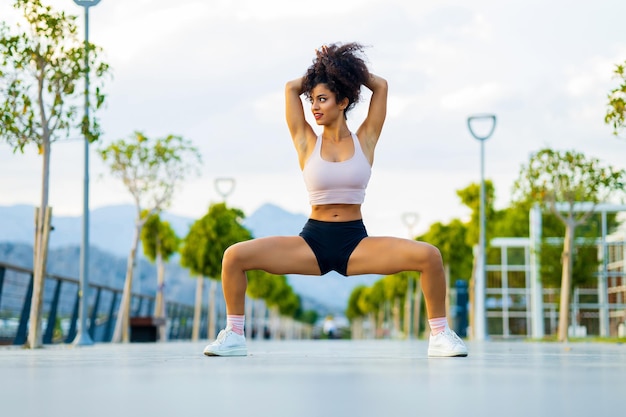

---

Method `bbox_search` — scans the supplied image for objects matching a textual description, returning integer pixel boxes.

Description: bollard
[455,280,469,338]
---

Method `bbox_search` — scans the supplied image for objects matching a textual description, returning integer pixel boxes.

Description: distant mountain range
[0,203,380,314]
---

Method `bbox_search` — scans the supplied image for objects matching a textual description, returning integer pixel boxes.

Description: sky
[1,0,625,239]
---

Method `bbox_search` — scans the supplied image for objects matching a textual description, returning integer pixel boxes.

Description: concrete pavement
[1,339,625,417]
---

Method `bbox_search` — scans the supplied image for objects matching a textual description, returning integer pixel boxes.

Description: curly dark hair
[302,42,371,119]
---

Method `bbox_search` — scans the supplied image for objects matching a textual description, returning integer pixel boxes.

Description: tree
[245,268,272,338]
[382,273,408,337]
[418,219,473,282]
[492,197,619,289]
[362,280,386,338]
[140,211,179,340]
[456,180,497,247]
[99,132,201,343]
[346,285,367,322]
[605,61,626,138]
[265,276,300,338]
[346,285,368,338]
[0,0,109,348]
[179,203,252,341]
[513,148,625,341]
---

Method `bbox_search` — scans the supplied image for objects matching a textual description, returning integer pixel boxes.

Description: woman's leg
[347,236,447,319]
[204,236,321,356]
[221,236,321,315]
[347,236,467,357]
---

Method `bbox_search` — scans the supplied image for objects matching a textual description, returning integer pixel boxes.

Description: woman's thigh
[225,236,322,276]
[346,236,441,276]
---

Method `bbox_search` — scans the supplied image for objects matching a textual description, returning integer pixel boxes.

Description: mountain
[0,204,195,258]
[0,203,380,313]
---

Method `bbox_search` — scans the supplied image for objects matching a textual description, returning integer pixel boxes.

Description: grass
[527,336,626,344]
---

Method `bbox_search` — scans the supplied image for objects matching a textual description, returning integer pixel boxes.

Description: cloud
[440,82,508,111]
[2,0,626,236]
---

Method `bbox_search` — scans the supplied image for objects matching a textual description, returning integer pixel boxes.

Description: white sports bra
[302,133,372,205]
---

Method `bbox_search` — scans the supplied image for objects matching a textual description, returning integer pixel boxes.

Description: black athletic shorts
[298,218,368,276]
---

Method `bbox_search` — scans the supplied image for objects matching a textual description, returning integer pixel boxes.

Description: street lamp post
[72,0,101,346]
[214,177,236,202]
[467,114,496,342]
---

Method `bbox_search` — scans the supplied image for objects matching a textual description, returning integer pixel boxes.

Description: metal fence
[0,261,204,345]
[485,238,626,338]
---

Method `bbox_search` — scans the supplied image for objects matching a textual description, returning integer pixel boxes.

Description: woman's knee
[222,242,246,269]
[421,242,443,269]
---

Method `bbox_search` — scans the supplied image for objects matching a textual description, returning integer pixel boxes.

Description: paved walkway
[1,339,625,417]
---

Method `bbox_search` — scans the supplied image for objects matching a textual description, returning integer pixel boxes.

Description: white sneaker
[428,328,468,357]
[203,328,247,357]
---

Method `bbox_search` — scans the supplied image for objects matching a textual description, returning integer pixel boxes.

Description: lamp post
[467,114,496,342]
[72,0,101,346]
[214,177,236,202]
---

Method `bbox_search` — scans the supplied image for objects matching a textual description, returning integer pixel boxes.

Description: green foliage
[346,285,367,321]
[512,148,625,299]
[513,148,625,213]
[355,285,378,316]
[296,309,319,325]
[539,241,599,288]
[180,202,252,279]
[456,180,496,246]
[246,269,273,300]
[605,61,626,138]
[140,211,180,263]
[491,201,531,238]
[0,0,110,151]
[278,290,301,316]
[418,219,473,281]
[381,272,408,301]
[247,270,301,317]
[99,132,202,212]
[262,274,291,309]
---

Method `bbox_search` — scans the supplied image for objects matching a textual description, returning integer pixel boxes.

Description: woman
[203,42,467,358]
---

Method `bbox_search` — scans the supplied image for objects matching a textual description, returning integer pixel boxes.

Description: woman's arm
[285,77,315,168]
[285,77,307,138]
[358,73,388,146]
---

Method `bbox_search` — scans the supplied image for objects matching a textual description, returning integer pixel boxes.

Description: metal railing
[0,261,203,345]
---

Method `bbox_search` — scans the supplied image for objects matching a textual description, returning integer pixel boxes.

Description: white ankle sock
[428,317,448,335]
[227,315,245,335]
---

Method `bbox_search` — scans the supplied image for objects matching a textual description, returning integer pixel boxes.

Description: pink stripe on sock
[227,315,245,335]
[428,317,448,335]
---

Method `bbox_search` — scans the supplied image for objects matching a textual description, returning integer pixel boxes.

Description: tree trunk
[27,206,52,348]
[154,249,166,341]
[192,276,204,341]
[258,299,267,339]
[112,222,141,343]
[269,306,280,339]
[207,279,217,340]
[27,140,52,349]
[352,317,363,340]
[404,276,413,338]
[557,221,576,342]
[368,313,376,339]
[393,296,401,337]
[377,304,385,338]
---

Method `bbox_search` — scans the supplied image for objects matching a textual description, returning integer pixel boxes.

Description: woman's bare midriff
[309,204,363,222]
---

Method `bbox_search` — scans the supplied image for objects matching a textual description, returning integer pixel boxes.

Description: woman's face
[309,83,346,125]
